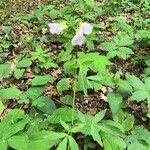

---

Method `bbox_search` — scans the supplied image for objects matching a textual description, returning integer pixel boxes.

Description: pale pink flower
[48,23,64,35]
[79,22,93,35]
[72,32,85,46]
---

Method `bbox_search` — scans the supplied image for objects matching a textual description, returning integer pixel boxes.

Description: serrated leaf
[0,87,21,99]
[116,22,133,33]
[128,143,148,150]
[131,90,149,102]
[49,107,77,124]
[8,135,29,150]
[78,66,88,95]
[102,134,126,150]
[3,118,28,139]
[91,125,103,146]
[94,56,111,75]
[126,74,145,90]
[0,140,8,150]
[31,75,54,86]
[101,42,117,51]
[60,95,73,106]
[132,127,150,145]
[122,115,134,131]
[71,124,85,133]
[64,59,76,75]
[86,39,94,50]
[57,78,69,93]
[114,35,133,46]
[68,136,79,150]
[25,87,44,100]
[14,69,25,79]
[84,0,95,7]
[30,139,56,150]
[60,120,70,131]
[0,64,11,78]
[92,110,106,124]
[16,59,32,68]
[36,97,56,115]
[107,50,118,58]
[58,51,72,62]
[98,123,123,137]
[107,92,123,120]
[43,131,67,141]
[57,137,68,150]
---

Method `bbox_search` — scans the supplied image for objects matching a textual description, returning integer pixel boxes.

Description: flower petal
[79,22,93,35]
[72,32,85,46]
[48,23,64,35]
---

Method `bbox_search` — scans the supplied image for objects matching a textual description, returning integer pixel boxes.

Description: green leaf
[25,87,44,100]
[42,131,67,141]
[49,9,60,19]
[126,74,145,90]
[122,115,134,131]
[113,34,133,46]
[36,97,56,115]
[84,0,95,7]
[31,75,54,86]
[107,50,118,58]
[68,136,79,150]
[132,127,150,145]
[86,39,94,50]
[58,51,72,62]
[60,120,70,131]
[144,77,150,89]
[92,110,106,124]
[136,30,150,39]
[102,134,126,150]
[64,59,76,75]
[94,56,111,75]
[119,47,133,55]
[14,69,25,79]
[128,143,148,150]
[3,119,28,139]
[49,107,77,124]
[0,140,8,150]
[118,80,132,94]
[91,125,103,146]
[78,66,88,95]
[16,59,32,68]
[131,90,149,102]
[18,86,44,104]
[116,22,133,33]
[30,139,56,150]
[8,135,29,150]
[57,137,68,150]
[98,123,123,137]
[0,110,27,140]
[0,64,11,78]
[101,42,117,51]
[0,87,21,99]
[107,92,123,120]
[57,78,69,93]
[60,95,73,106]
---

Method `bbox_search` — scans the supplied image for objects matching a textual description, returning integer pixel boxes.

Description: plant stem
[71,73,77,125]
[71,47,78,125]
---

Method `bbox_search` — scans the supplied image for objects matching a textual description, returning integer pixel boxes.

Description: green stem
[71,47,78,125]
[71,67,77,125]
